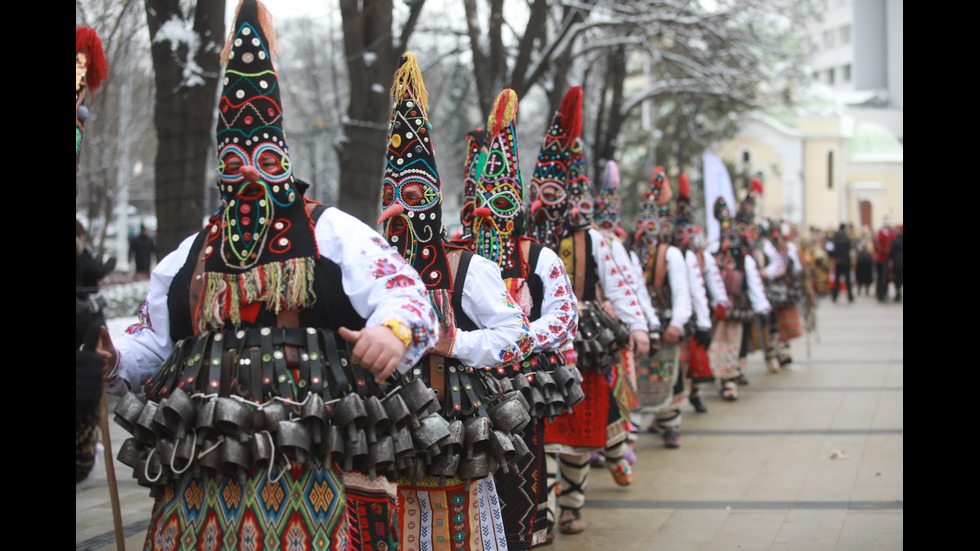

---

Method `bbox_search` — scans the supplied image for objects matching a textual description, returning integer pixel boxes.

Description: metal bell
[215,397,253,437]
[489,430,516,472]
[365,395,391,444]
[161,387,196,438]
[457,450,491,481]
[382,393,412,430]
[343,428,369,471]
[113,392,145,435]
[221,437,252,480]
[134,401,160,446]
[117,438,145,469]
[398,377,435,428]
[260,401,289,433]
[277,420,312,464]
[301,393,328,446]
[488,396,530,434]
[367,435,394,477]
[250,431,274,469]
[462,416,491,460]
[336,393,368,445]
[412,412,451,457]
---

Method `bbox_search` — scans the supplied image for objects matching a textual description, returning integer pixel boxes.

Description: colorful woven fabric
[708,320,744,380]
[143,463,348,551]
[610,349,640,414]
[493,421,546,550]
[398,476,507,551]
[342,471,400,551]
[544,369,611,449]
[635,344,680,414]
[775,304,804,342]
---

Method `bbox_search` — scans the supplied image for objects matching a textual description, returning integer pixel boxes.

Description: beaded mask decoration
[526,86,582,250]
[564,140,595,230]
[633,166,674,266]
[593,160,624,237]
[197,0,319,331]
[472,89,524,280]
[458,128,488,239]
[378,53,451,292]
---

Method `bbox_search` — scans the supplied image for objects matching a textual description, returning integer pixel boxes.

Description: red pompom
[679,173,690,199]
[751,178,764,195]
[76,26,108,92]
[558,86,583,146]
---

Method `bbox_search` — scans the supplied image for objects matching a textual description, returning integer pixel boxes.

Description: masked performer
[461,89,581,548]
[631,167,693,448]
[99,3,438,548]
[672,174,715,413]
[529,87,651,537]
[377,54,535,551]
[707,195,771,400]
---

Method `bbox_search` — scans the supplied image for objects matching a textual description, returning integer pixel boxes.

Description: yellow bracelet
[381,319,411,349]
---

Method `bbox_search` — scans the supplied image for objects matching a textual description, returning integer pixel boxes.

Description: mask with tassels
[470,89,532,314]
[198,0,318,332]
[378,53,455,335]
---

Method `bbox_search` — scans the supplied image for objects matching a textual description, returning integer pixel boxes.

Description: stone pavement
[76,294,903,550]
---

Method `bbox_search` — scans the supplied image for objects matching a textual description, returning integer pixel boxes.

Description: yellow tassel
[391,52,428,114]
[487,89,518,137]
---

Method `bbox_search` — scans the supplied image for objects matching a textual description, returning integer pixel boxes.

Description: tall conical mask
[458,128,488,238]
[564,139,594,229]
[198,0,318,331]
[526,86,582,250]
[472,89,524,280]
[593,160,624,237]
[378,53,451,292]
[633,166,673,266]
[673,173,697,249]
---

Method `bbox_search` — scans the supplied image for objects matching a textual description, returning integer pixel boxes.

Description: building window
[839,25,851,44]
[826,67,836,85]
[827,150,834,189]
[823,29,836,49]
[842,64,852,82]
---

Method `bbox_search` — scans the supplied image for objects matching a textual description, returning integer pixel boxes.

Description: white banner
[703,151,735,246]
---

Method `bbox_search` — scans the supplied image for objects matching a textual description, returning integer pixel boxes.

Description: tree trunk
[145,0,224,256]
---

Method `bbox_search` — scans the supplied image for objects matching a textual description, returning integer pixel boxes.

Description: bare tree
[336,0,427,225]
[144,0,225,256]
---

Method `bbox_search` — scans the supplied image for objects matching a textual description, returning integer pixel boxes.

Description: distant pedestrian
[855,241,873,296]
[889,224,903,301]
[873,216,895,302]
[830,223,853,303]
[128,224,154,277]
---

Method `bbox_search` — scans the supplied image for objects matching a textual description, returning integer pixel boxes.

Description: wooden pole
[100,391,127,551]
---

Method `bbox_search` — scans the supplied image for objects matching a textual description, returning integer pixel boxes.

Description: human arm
[700,249,732,311]
[451,253,534,366]
[316,208,438,375]
[589,228,647,333]
[528,244,579,353]
[684,250,713,331]
[104,233,198,395]
[743,255,772,314]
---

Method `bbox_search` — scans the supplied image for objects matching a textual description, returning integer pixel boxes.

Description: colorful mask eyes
[539,182,566,205]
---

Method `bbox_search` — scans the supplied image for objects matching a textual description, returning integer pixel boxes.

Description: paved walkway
[76,294,903,550]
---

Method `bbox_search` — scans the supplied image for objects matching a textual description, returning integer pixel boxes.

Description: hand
[714,304,727,321]
[663,325,682,346]
[431,325,456,357]
[629,330,650,357]
[339,325,408,384]
[96,325,119,381]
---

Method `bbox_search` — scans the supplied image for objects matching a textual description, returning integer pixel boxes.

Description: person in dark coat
[128,224,155,277]
[855,239,873,296]
[889,225,903,301]
[830,223,853,303]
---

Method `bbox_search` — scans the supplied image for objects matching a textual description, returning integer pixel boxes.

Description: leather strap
[429,353,446,403]
[574,229,587,299]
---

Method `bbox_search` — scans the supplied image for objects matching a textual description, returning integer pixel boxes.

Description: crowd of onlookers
[796,217,903,303]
